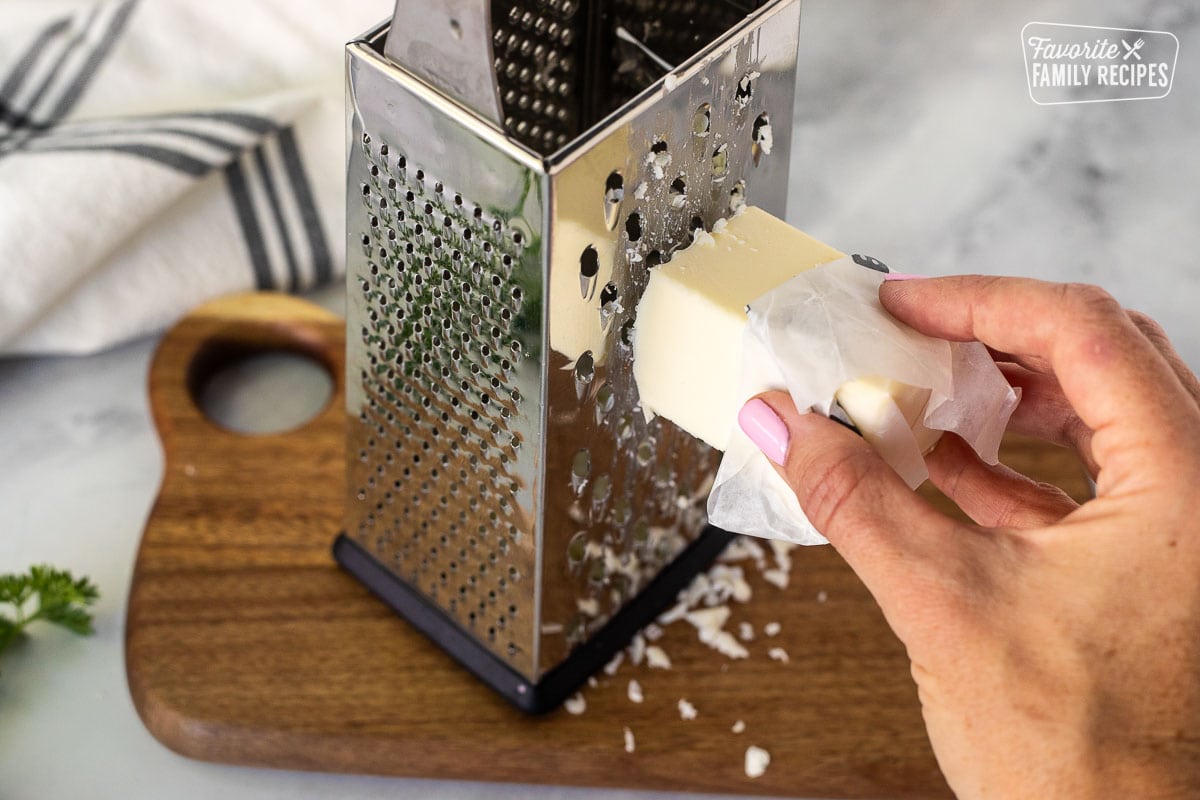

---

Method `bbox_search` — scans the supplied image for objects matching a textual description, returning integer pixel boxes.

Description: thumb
[739,391,966,595]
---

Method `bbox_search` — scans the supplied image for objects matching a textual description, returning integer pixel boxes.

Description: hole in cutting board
[194,350,333,435]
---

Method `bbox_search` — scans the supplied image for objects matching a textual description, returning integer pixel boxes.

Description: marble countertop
[2,0,1196,797]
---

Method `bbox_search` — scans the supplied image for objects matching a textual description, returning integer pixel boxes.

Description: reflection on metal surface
[346,0,801,683]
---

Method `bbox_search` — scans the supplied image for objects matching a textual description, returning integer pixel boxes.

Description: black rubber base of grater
[333,526,736,714]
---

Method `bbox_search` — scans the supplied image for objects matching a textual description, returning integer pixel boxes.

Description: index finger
[879,276,1200,490]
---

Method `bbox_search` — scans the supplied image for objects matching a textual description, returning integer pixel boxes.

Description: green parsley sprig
[0,565,99,656]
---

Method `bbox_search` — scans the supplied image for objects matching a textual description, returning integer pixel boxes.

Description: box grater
[334,0,802,713]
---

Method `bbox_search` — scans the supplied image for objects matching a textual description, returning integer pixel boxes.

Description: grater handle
[148,292,343,442]
[383,0,505,128]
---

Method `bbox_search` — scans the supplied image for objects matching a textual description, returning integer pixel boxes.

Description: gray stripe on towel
[226,154,275,290]
[253,143,302,291]
[0,17,72,130]
[277,126,332,284]
[42,0,139,127]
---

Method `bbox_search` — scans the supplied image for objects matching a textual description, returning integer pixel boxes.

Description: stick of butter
[633,206,941,455]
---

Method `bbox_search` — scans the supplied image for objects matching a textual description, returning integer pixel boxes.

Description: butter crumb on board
[560,533,803,774]
[645,645,671,670]
[564,693,586,715]
[762,569,788,589]
[745,745,771,778]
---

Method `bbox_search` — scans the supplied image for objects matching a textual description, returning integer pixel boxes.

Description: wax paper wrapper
[706,257,1020,545]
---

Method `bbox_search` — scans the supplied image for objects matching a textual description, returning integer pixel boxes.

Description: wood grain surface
[126,292,1093,798]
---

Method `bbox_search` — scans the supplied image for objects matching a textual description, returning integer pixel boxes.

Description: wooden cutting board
[126,292,1091,798]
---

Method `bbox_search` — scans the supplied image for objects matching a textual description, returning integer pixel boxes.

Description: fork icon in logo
[1122,37,1146,60]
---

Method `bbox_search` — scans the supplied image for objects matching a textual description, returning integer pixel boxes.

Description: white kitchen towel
[0,0,389,355]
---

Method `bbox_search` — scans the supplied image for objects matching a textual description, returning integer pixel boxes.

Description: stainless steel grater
[334,0,802,713]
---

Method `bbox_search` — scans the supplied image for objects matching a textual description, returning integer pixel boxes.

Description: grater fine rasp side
[338,0,802,712]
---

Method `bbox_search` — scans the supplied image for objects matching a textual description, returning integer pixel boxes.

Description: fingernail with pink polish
[738,398,789,466]
[882,272,929,281]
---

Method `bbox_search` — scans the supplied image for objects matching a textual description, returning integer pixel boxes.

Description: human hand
[743,276,1200,798]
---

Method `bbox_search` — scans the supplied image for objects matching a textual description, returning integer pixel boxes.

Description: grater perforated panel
[535,23,794,670]
[348,133,539,676]
[599,0,770,119]
[491,0,586,153]
[490,0,772,156]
